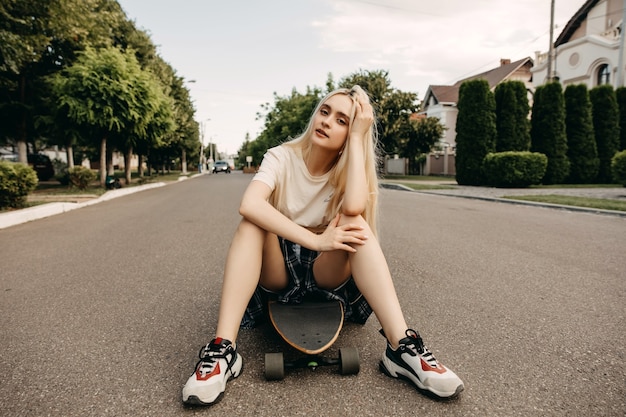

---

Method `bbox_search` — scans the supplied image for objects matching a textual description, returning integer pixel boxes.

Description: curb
[0,182,166,230]
[379,183,626,218]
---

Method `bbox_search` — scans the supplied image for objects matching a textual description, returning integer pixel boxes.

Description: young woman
[182,86,464,405]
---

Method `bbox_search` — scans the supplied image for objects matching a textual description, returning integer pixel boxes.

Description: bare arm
[239,180,367,253]
[342,91,374,216]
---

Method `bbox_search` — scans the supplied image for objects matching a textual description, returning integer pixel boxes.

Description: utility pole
[547,0,555,82]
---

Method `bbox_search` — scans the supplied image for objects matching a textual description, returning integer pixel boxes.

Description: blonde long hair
[272,86,381,237]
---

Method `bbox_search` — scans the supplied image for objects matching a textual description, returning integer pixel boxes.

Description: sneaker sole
[379,360,463,400]
[183,392,225,407]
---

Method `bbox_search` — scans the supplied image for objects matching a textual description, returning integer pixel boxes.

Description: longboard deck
[268,301,344,355]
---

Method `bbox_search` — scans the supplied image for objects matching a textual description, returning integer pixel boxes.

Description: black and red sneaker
[182,338,243,406]
[380,329,464,399]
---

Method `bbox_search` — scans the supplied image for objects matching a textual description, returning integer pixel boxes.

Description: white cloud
[120,0,586,154]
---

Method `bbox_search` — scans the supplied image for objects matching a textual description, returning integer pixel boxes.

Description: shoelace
[402,329,439,368]
[195,343,227,376]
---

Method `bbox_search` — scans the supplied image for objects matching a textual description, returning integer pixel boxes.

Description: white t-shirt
[252,145,334,229]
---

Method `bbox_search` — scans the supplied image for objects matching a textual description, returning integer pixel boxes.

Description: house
[532,0,625,89]
[415,0,625,176]
[419,57,534,175]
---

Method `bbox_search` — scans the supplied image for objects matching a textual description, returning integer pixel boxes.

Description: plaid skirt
[240,237,373,329]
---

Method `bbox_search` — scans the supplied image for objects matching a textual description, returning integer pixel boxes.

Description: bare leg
[314,214,408,348]
[215,218,287,342]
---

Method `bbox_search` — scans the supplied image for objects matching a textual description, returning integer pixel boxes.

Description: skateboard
[264,300,360,380]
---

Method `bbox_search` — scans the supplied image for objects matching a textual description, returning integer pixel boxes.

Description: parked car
[27,154,55,181]
[0,149,18,162]
[213,160,231,173]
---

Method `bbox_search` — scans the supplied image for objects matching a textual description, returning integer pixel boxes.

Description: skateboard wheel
[264,352,285,380]
[339,347,360,375]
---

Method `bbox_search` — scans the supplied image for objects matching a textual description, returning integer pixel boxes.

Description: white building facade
[532,0,626,89]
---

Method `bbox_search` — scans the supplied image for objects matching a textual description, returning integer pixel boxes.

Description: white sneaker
[182,338,243,406]
[380,329,464,399]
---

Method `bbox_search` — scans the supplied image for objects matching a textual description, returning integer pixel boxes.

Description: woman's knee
[339,213,372,234]
[234,217,266,241]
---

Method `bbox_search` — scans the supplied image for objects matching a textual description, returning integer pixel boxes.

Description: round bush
[0,161,39,209]
[68,166,97,190]
[611,150,626,186]
[483,151,548,188]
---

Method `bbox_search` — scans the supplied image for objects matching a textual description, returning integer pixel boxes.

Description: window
[597,64,610,85]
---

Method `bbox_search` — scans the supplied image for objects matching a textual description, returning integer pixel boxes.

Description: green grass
[31,183,106,196]
[526,183,620,189]
[33,170,189,193]
[381,175,457,190]
[382,175,453,182]
[381,175,625,212]
[14,170,191,208]
[503,195,626,212]
[397,183,457,191]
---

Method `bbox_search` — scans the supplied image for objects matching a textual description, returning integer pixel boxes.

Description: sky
[117,0,585,156]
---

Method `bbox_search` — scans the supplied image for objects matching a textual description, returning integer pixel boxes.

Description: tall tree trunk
[106,147,114,176]
[138,154,144,177]
[99,137,107,186]
[124,147,132,185]
[17,75,28,164]
[181,149,187,174]
[66,144,75,168]
[17,140,28,164]
[146,150,152,176]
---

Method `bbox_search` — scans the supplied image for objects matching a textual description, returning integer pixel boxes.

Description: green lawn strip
[503,194,626,212]
[397,183,457,191]
[382,175,452,182]
[18,171,191,208]
[381,175,456,191]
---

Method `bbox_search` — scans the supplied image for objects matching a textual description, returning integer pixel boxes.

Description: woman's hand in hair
[350,89,374,140]
[315,214,368,253]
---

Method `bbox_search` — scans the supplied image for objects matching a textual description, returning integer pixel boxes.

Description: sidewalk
[381,180,626,217]
[0,182,167,230]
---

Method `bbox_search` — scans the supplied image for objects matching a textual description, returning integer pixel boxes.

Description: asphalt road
[1,172,624,417]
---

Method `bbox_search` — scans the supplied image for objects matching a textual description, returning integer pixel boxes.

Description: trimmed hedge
[483,151,547,188]
[612,150,626,186]
[0,161,39,209]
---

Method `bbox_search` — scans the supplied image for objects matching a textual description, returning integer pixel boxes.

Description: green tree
[237,132,253,169]
[494,82,516,151]
[50,46,172,186]
[0,0,55,161]
[494,81,530,151]
[455,79,496,185]
[404,117,445,174]
[512,81,531,151]
[339,70,420,156]
[250,70,422,169]
[139,57,197,179]
[564,84,598,183]
[589,84,621,183]
[252,86,323,165]
[530,82,569,184]
[0,0,129,163]
[614,87,626,150]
